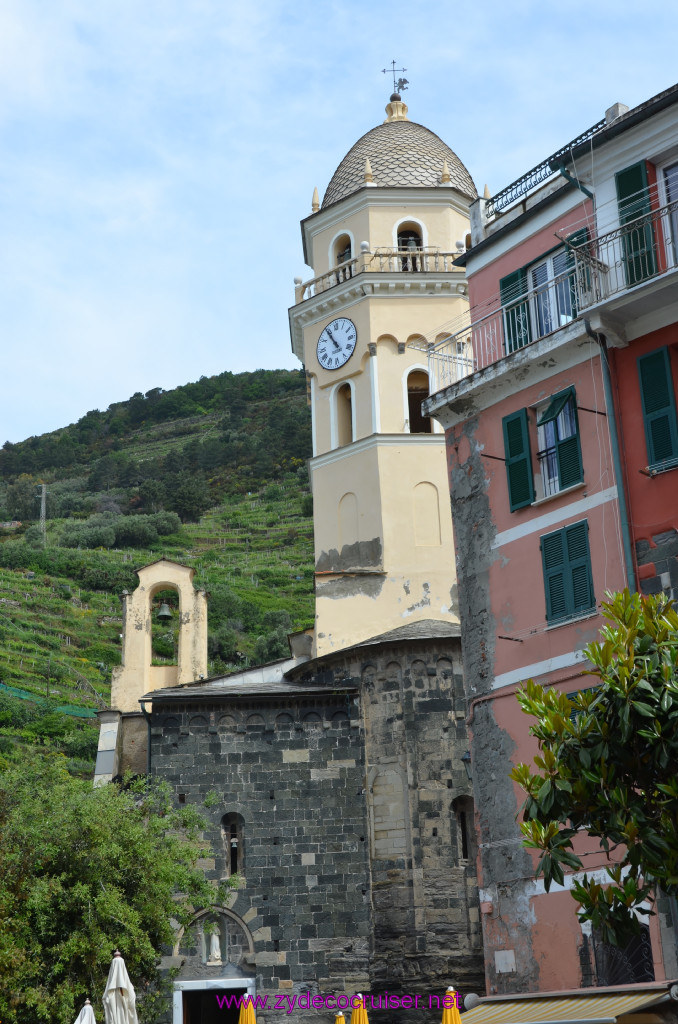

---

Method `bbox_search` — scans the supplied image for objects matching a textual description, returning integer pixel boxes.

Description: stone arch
[110,559,207,712]
[369,767,408,862]
[413,481,441,546]
[338,491,359,549]
[403,363,432,434]
[393,215,428,250]
[221,811,245,877]
[329,229,354,268]
[275,712,294,729]
[302,711,322,728]
[332,380,355,448]
[245,713,265,732]
[331,710,350,729]
[218,714,236,732]
[172,905,255,966]
[188,715,208,734]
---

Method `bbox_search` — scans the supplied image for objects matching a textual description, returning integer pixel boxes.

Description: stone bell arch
[94,559,207,785]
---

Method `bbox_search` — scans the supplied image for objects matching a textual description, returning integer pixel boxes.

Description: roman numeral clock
[316,318,357,370]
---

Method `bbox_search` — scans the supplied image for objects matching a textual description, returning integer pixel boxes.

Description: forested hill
[0,368,315,772]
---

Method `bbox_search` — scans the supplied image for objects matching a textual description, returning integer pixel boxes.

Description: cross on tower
[381,60,408,95]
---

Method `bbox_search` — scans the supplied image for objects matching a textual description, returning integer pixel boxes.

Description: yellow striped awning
[460,991,670,1024]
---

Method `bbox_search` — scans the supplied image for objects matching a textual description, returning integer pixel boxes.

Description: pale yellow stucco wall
[110,559,208,712]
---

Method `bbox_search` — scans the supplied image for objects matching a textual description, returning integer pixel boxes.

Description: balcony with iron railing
[425,198,678,396]
[294,245,464,303]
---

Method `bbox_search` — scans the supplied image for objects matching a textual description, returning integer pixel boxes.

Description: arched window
[335,382,353,447]
[151,587,179,665]
[334,234,352,266]
[407,369,431,434]
[221,813,245,877]
[452,796,476,867]
[397,223,423,271]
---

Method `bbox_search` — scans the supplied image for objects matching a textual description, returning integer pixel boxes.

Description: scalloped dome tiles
[322,119,477,209]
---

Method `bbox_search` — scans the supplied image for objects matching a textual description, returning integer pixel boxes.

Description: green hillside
[0,369,315,768]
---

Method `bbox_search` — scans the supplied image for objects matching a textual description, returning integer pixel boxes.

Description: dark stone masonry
[149,629,484,1023]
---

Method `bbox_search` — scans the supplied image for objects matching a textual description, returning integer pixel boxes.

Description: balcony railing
[571,197,678,307]
[294,247,463,302]
[427,199,678,396]
[427,263,586,393]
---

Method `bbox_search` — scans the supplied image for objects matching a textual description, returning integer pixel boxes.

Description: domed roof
[322,115,477,209]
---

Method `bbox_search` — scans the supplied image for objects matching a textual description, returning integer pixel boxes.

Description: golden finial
[364,158,374,185]
[311,186,319,213]
[441,159,451,184]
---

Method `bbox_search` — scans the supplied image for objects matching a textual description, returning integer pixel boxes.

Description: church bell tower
[289,92,477,657]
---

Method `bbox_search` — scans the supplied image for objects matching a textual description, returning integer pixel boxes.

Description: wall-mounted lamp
[461,750,472,782]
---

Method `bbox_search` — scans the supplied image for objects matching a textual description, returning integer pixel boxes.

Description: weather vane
[382,60,408,95]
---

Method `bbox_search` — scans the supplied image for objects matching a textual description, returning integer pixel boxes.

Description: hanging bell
[157,602,173,621]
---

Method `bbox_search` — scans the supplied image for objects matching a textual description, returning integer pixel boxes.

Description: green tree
[511,589,678,945]
[0,751,228,1023]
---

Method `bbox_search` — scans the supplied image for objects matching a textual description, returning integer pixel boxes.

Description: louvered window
[615,161,656,285]
[536,388,583,496]
[502,408,535,511]
[541,520,594,623]
[637,347,678,467]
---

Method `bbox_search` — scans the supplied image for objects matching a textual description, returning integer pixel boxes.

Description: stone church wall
[150,693,372,1003]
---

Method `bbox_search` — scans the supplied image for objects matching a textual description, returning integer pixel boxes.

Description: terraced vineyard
[0,368,315,766]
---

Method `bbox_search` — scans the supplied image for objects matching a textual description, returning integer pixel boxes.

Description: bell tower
[289,93,477,657]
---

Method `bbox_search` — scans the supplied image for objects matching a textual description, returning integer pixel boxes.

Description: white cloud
[1,0,677,442]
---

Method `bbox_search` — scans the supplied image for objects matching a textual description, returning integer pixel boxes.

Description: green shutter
[638,348,678,465]
[542,530,567,621]
[616,162,656,284]
[538,388,583,489]
[502,409,535,511]
[542,520,594,622]
[500,269,532,354]
[565,521,594,613]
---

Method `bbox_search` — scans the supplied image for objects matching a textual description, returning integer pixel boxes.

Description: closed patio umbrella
[350,994,369,1024]
[442,987,462,1024]
[238,995,257,1024]
[102,951,138,1024]
[74,998,96,1024]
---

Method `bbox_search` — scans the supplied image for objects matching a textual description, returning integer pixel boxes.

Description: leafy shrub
[113,516,158,548]
[152,511,181,535]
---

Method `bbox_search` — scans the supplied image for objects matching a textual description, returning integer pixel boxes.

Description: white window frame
[528,248,575,340]
[534,391,578,500]
[657,156,678,268]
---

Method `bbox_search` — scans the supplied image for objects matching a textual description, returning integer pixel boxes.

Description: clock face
[316,318,357,370]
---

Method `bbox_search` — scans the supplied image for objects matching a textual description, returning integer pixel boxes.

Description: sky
[1,0,677,444]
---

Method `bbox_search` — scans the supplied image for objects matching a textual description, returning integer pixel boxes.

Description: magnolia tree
[511,589,678,945]
[0,752,229,1023]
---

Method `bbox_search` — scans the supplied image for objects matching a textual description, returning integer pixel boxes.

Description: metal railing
[294,248,463,302]
[486,118,606,217]
[571,198,678,308]
[427,264,587,393]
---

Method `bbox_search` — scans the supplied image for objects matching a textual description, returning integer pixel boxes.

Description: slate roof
[322,119,477,208]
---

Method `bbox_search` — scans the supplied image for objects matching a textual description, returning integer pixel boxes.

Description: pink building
[426,83,678,997]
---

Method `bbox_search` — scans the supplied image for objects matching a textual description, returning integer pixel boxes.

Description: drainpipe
[140,699,152,777]
[584,320,635,587]
[556,163,594,200]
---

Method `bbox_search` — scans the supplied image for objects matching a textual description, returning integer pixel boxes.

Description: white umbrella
[74,998,96,1024]
[102,950,138,1024]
